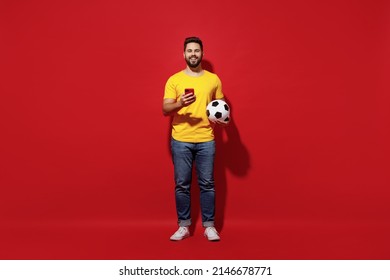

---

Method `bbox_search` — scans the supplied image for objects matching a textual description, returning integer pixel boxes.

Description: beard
[185,54,202,68]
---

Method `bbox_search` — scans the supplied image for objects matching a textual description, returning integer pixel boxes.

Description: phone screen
[185,88,194,95]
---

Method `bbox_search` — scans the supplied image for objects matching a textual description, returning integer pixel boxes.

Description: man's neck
[184,66,204,77]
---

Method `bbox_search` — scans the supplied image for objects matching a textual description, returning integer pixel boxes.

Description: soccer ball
[206,99,230,123]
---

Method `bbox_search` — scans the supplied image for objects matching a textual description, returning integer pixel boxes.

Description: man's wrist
[177,100,184,108]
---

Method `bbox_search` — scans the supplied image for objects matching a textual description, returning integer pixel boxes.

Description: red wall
[1,0,389,232]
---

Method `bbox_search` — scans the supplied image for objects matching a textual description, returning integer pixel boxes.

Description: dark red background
[1,0,389,259]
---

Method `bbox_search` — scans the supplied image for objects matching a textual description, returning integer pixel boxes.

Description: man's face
[184,42,203,68]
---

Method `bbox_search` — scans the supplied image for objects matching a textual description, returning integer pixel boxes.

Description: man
[163,37,226,241]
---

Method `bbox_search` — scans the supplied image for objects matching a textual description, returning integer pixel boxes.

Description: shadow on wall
[164,59,251,233]
[203,59,251,232]
[213,99,251,232]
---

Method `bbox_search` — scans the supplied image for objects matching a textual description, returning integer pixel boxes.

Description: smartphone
[184,88,194,95]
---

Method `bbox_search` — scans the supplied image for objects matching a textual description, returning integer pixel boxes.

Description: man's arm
[162,94,196,116]
[162,98,182,116]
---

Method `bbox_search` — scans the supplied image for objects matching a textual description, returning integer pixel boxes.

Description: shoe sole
[204,235,220,242]
[170,234,190,241]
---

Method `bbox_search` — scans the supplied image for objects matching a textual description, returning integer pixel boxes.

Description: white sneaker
[170,226,190,241]
[204,227,220,241]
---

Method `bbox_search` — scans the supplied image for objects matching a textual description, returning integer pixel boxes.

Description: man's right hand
[180,92,196,107]
[163,93,196,116]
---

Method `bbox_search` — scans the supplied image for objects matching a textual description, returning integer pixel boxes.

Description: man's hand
[214,119,229,127]
[162,93,197,116]
[179,92,196,107]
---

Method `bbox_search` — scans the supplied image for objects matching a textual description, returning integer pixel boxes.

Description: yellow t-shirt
[164,70,224,143]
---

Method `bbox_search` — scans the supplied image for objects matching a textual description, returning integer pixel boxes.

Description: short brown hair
[184,37,203,51]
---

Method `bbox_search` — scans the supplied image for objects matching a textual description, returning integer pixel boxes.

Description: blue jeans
[171,138,216,227]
